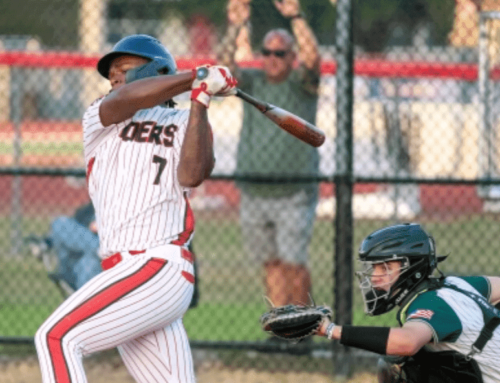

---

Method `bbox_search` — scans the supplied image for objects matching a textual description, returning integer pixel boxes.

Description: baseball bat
[234,89,325,148]
[193,67,325,147]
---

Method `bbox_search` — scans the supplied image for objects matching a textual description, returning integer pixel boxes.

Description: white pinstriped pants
[35,245,196,383]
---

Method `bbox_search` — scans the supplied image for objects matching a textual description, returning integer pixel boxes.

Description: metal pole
[334,0,354,377]
[477,11,500,198]
[478,12,491,198]
[10,68,23,257]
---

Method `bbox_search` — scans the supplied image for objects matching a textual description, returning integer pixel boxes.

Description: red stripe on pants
[171,193,195,246]
[47,258,166,383]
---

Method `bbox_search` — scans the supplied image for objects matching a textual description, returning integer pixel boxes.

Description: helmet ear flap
[125,58,173,83]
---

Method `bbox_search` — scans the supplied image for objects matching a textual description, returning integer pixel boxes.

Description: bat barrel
[234,89,326,147]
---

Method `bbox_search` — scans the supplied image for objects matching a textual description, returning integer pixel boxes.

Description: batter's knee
[35,323,49,354]
[35,318,67,351]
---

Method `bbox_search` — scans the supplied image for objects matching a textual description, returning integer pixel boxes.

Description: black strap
[473,316,500,352]
[442,282,500,354]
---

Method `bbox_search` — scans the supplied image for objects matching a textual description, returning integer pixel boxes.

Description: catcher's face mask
[356,258,409,316]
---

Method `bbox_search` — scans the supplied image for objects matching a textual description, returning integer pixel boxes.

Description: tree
[0,0,78,49]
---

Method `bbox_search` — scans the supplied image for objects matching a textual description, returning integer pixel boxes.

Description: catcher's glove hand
[260,303,333,342]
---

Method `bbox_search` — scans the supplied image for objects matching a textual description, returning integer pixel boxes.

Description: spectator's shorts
[240,188,318,265]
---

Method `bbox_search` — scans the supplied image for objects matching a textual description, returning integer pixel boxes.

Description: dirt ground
[0,351,378,383]
[0,363,378,383]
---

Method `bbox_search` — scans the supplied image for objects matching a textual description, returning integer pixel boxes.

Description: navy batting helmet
[97,34,177,81]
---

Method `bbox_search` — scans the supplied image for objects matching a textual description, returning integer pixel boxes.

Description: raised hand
[227,0,252,26]
[273,0,301,18]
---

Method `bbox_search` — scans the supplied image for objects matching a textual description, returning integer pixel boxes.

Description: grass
[0,214,499,341]
[0,141,83,156]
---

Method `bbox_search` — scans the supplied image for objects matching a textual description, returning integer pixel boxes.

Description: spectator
[27,201,101,294]
[220,0,321,333]
[448,0,500,67]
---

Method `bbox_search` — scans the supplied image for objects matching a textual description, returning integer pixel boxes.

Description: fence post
[334,0,354,377]
[10,67,23,257]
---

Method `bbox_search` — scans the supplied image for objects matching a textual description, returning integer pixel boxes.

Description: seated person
[27,202,199,307]
[27,202,101,293]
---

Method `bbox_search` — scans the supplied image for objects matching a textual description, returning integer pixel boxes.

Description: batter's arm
[177,102,215,188]
[99,72,194,127]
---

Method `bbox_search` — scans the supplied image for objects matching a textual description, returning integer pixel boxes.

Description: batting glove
[191,65,238,108]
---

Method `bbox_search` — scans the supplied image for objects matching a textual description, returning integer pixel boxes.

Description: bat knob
[195,67,209,80]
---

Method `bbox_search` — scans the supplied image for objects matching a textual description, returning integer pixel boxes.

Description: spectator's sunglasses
[261,48,289,58]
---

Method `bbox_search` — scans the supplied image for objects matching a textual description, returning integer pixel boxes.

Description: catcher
[261,223,500,383]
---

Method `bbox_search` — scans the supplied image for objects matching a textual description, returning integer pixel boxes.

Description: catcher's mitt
[260,304,332,341]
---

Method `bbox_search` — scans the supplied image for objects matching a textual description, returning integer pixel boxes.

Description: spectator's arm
[291,16,320,72]
[274,0,320,72]
[217,0,252,78]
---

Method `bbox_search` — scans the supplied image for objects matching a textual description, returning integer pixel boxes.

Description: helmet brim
[97,51,150,79]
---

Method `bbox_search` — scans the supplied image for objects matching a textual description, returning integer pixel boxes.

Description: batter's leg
[118,318,195,383]
[35,253,193,383]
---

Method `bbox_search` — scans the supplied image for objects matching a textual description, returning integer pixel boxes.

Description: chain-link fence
[1,0,500,382]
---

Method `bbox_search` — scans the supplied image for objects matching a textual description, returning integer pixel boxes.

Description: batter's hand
[191,66,237,108]
[274,0,301,18]
[227,0,252,26]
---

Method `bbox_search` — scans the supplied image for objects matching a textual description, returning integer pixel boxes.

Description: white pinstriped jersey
[82,97,194,258]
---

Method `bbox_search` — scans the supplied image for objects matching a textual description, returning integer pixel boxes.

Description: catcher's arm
[317,318,432,356]
[317,317,341,339]
[486,276,500,305]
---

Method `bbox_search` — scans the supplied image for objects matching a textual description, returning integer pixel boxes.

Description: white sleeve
[82,96,130,162]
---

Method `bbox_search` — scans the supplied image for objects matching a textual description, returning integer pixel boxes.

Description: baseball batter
[35,34,236,383]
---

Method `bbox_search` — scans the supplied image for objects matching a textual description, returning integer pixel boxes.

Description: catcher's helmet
[97,34,177,81]
[356,223,442,316]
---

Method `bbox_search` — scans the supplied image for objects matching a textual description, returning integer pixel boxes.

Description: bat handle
[235,89,272,113]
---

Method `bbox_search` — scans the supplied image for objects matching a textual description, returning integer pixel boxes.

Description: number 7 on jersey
[152,155,167,185]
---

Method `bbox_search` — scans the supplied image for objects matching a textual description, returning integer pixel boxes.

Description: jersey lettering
[163,124,177,147]
[119,121,178,147]
[119,122,139,141]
